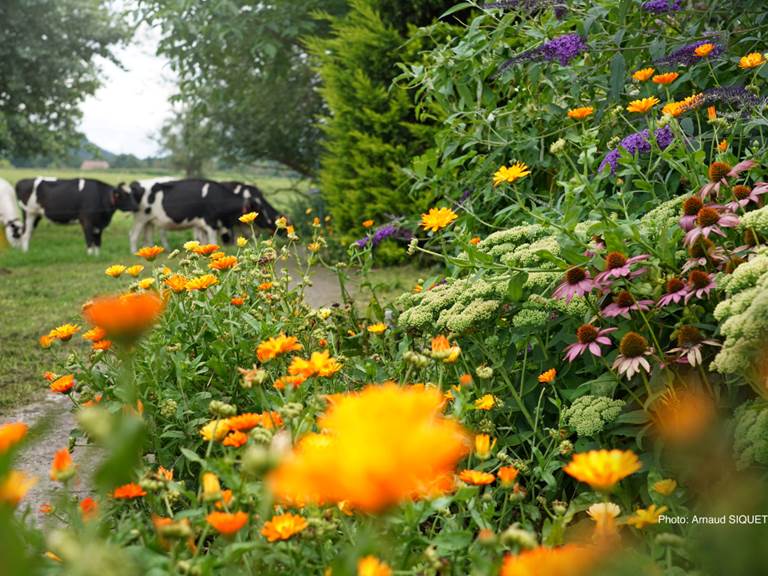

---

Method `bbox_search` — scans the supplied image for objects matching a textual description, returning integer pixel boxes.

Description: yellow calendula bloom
[563,449,641,491]
[493,162,531,186]
[138,278,156,290]
[740,52,766,69]
[420,207,458,232]
[125,264,145,277]
[186,274,219,291]
[164,274,188,293]
[105,265,127,278]
[627,504,667,529]
[367,323,387,334]
[567,106,594,120]
[307,241,322,253]
[357,556,392,576]
[236,236,248,247]
[275,216,288,229]
[239,211,259,224]
[50,323,81,341]
[474,394,496,411]
[626,96,660,113]
[183,240,200,251]
[201,472,222,501]
[694,43,716,57]
[632,67,655,81]
[474,433,495,459]
[200,420,231,442]
[653,478,677,495]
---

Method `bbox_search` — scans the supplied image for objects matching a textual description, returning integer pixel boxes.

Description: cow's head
[240,185,279,231]
[4,219,23,248]
[112,185,139,212]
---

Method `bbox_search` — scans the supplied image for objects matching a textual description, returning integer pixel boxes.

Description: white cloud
[80,20,176,158]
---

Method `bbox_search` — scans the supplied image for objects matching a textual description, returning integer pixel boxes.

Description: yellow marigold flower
[269,383,469,512]
[209,251,225,260]
[307,241,322,253]
[367,322,387,334]
[105,265,127,278]
[362,219,374,229]
[50,448,74,482]
[239,211,259,224]
[459,469,495,485]
[50,323,80,341]
[0,422,27,453]
[83,292,164,341]
[186,274,219,291]
[474,434,496,459]
[652,478,677,496]
[125,264,144,277]
[626,96,660,113]
[718,139,728,152]
[206,511,248,535]
[498,465,519,487]
[420,207,458,232]
[275,216,288,229]
[50,374,75,394]
[538,368,556,384]
[694,43,715,57]
[164,274,188,293]
[201,472,222,501]
[236,236,248,247]
[493,162,531,186]
[652,72,679,85]
[138,278,156,290]
[563,449,641,491]
[135,245,164,261]
[627,504,667,529]
[662,100,684,117]
[632,67,655,82]
[587,502,621,544]
[209,256,238,271]
[0,470,37,507]
[474,394,496,411]
[567,106,594,120]
[358,556,392,576]
[256,334,303,363]
[739,51,766,69]
[260,513,308,542]
[501,545,595,576]
[183,240,200,251]
[200,420,231,442]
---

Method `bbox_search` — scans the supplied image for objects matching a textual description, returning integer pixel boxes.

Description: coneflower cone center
[696,207,720,227]
[666,278,686,293]
[733,185,751,200]
[605,252,627,270]
[677,325,703,348]
[689,270,710,289]
[683,196,703,216]
[708,161,731,182]
[576,324,599,344]
[565,266,587,284]
[620,332,648,357]
[688,237,714,258]
[615,290,635,307]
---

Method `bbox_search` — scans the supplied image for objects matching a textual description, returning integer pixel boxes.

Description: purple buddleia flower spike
[598,126,674,174]
[641,0,682,13]
[655,38,723,66]
[496,33,586,76]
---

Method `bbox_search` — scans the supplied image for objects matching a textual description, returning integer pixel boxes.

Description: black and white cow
[16,177,138,254]
[0,177,23,248]
[120,176,178,253]
[220,181,279,231]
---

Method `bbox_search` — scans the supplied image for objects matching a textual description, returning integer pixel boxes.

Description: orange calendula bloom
[653,478,677,495]
[367,323,387,334]
[362,219,374,229]
[105,265,127,278]
[269,383,469,512]
[632,67,655,81]
[260,513,308,542]
[459,373,473,386]
[258,281,273,291]
[431,335,461,363]
[652,72,679,84]
[0,422,27,453]
[718,139,728,152]
[209,256,238,271]
[113,483,146,499]
[223,431,248,448]
[627,504,667,529]
[694,43,715,57]
[358,556,392,576]
[707,106,717,120]
[185,274,219,291]
[210,251,225,260]
[563,449,641,491]
[50,448,74,481]
[125,264,145,277]
[421,207,458,232]
[227,413,262,432]
[135,245,164,261]
[239,211,259,224]
[288,350,342,379]
[231,296,245,306]
[474,394,495,411]
[82,326,107,342]
[498,465,519,487]
[469,236,481,246]
[92,339,112,351]
[626,96,660,113]
[459,469,495,485]
[191,243,220,256]
[740,52,766,69]
[206,511,249,535]
[274,374,307,390]
[39,334,54,348]
[0,470,37,507]
[474,434,495,459]
[259,411,283,430]
[493,162,531,186]
[538,368,556,384]
[42,371,57,382]
[79,497,98,520]
[257,334,303,363]
[567,106,594,120]
[50,374,75,394]
[83,292,164,341]
[500,545,595,576]
[164,274,188,293]
[50,323,80,341]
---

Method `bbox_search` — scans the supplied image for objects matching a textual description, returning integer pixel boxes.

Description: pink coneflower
[679,196,703,232]
[666,325,720,366]
[725,183,768,212]
[684,270,716,302]
[584,235,606,257]
[682,237,725,272]
[553,267,594,302]
[699,159,756,199]
[564,324,617,361]
[612,332,653,379]
[683,206,739,246]
[594,252,649,286]
[657,277,688,307]
[601,290,654,319]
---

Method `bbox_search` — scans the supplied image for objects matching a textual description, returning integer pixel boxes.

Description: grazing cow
[125,179,272,252]
[220,181,279,231]
[16,178,138,254]
[0,177,23,248]
[119,176,178,252]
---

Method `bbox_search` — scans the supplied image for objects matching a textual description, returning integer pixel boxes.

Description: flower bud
[500,524,538,550]
[476,366,494,380]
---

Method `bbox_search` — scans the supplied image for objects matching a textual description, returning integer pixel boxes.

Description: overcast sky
[80,21,175,158]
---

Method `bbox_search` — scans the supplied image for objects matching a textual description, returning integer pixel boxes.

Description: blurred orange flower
[83,292,164,341]
[500,545,595,576]
[50,374,75,394]
[82,326,107,342]
[563,449,641,491]
[459,469,495,485]
[50,448,74,481]
[0,422,27,453]
[257,334,303,363]
[498,466,519,487]
[358,556,392,576]
[0,470,37,507]
[113,483,146,499]
[80,497,99,520]
[223,431,248,448]
[206,511,249,535]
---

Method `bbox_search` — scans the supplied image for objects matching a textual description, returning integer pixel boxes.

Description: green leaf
[609,53,626,102]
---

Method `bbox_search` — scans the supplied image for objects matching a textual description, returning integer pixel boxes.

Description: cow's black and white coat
[16,177,138,254]
[0,177,23,248]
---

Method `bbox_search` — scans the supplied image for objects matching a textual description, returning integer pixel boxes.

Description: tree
[0,0,128,159]
[157,106,218,178]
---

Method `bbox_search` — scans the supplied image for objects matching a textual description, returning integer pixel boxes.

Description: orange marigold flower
[223,431,248,448]
[652,72,679,84]
[707,106,717,120]
[653,478,677,496]
[269,383,469,512]
[39,334,54,348]
[288,350,342,379]
[164,274,188,293]
[421,207,458,232]
[209,256,238,271]
[358,556,392,576]
[274,374,307,390]
[50,448,74,481]
[260,411,284,430]
[82,326,107,342]
[718,139,728,152]
[39,503,53,515]
[459,469,495,486]
[42,371,57,382]
[135,245,164,261]
[740,52,766,69]
[0,422,27,453]
[92,339,112,351]
[694,43,715,57]
[563,449,641,491]
[185,274,219,291]
[50,374,75,394]
[538,368,557,384]
[626,96,659,113]
[500,545,595,576]
[498,465,519,487]
[105,265,127,278]
[260,513,308,542]
[431,335,460,363]
[258,282,273,291]
[206,511,249,535]
[367,323,387,334]
[231,296,245,306]
[474,434,495,459]
[113,482,146,499]
[191,243,220,256]
[0,470,37,507]
[80,497,98,520]
[227,413,262,432]
[632,67,655,81]
[257,334,303,363]
[469,236,481,245]
[567,106,594,120]
[50,323,80,341]
[362,219,375,229]
[83,292,164,341]
[459,373,473,386]
[156,466,174,481]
